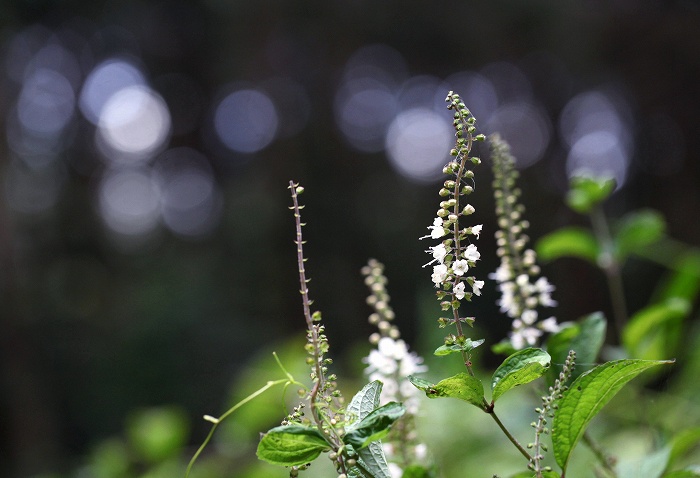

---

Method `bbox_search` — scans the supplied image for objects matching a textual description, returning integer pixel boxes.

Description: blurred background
[1,0,699,477]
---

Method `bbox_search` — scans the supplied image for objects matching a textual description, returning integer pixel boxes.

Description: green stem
[590,206,627,342]
[185,378,290,478]
[583,431,617,477]
[486,404,533,462]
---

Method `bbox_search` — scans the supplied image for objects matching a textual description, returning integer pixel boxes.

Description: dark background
[1,1,699,476]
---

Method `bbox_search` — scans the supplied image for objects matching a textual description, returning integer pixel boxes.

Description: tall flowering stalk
[362,259,429,477]
[288,182,348,476]
[422,91,485,373]
[489,134,560,350]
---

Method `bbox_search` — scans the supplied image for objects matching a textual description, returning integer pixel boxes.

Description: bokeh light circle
[154,147,221,238]
[566,131,629,187]
[335,78,397,153]
[385,108,453,182]
[213,88,278,153]
[98,168,161,237]
[485,101,551,168]
[96,85,171,162]
[17,68,76,136]
[79,58,147,124]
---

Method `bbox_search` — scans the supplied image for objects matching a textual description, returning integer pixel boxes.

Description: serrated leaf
[408,373,485,408]
[344,402,405,450]
[623,298,690,360]
[347,380,382,424]
[546,312,607,385]
[566,176,616,214]
[256,424,330,466]
[434,338,485,356]
[491,348,551,402]
[536,227,600,264]
[552,359,674,472]
[614,209,666,261]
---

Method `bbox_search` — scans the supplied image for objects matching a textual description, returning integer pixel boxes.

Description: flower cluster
[488,135,560,349]
[422,92,485,319]
[361,259,429,477]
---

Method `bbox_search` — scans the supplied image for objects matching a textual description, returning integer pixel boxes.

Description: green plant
[186,91,700,478]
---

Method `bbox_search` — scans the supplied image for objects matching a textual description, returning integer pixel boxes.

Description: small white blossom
[388,463,403,478]
[366,350,398,375]
[471,224,483,238]
[453,259,469,276]
[431,264,448,285]
[489,263,511,282]
[464,243,480,262]
[453,281,466,300]
[429,243,448,263]
[423,217,447,240]
[521,309,538,325]
[511,326,542,349]
[471,280,485,296]
[539,316,560,333]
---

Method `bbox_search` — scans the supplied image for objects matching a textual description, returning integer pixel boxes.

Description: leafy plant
[185,92,699,478]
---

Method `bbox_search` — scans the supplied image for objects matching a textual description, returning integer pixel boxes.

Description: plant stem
[583,431,617,477]
[590,206,628,342]
[486,404,533,461]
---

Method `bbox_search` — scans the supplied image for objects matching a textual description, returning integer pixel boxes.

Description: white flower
[453,281,466,300]
[534,276,555,294]
[471,224,483,238]
[511,326,542,349]
[423,217,447,239]
[429,243,448,263]
[539,316,560,333]
[515,274,530,287]
[366,350,398,375]
[521,309,538,325]
[464,243,480,262]
[431,264,448,285]
[489,263,511,282]
[471,280,485,296]
[452,259,469,276]
[388,463,403,478]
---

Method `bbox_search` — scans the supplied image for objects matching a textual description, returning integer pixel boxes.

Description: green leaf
[508,471,561,478]
[434,338,485,356]
[623,298,690,360]
[552,359,674,472]
[347,382,392,477]
[669,427,700,466]
[616,445,671,478]
[566,176,616,214]
[536,227,600,264]
[347,380,382,423]
[344,402,405,450]
[403,465,437,478]
[546,312,607,384]
[491,348,551,402]
[657,251,700,302]
[663,467,700,478]
[408,373,485,409]
[354,441,391,478]
[256,424,330,466]
[614,209,666,260]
